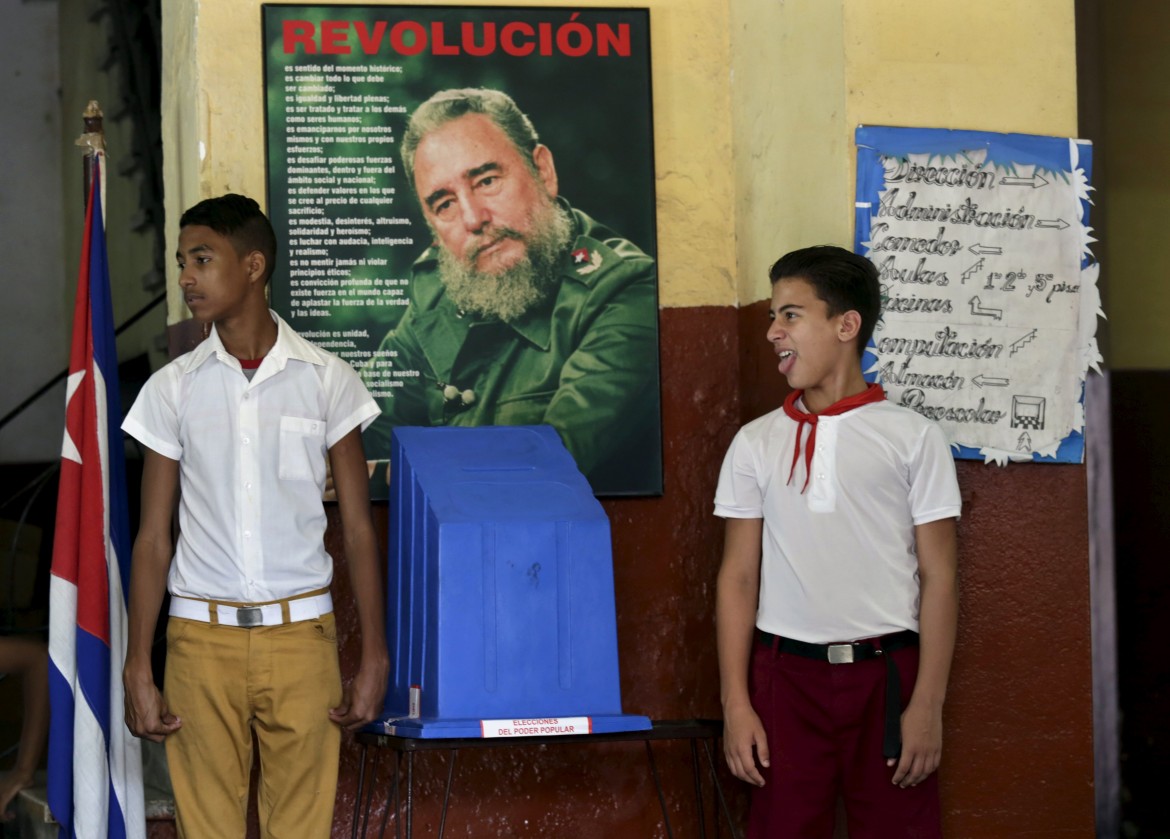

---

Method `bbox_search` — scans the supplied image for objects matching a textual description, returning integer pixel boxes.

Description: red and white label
[480,716,593,739]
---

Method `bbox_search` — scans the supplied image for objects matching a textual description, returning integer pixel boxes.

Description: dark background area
[1110,371,1170,836]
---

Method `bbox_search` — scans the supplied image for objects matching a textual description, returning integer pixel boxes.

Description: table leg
[644,740,675,839]
[701,738,742,839]
[690,739,707,839]
[382,751,399,839]
[351,744,368,839]
[437,749,458,839]
[358,747,381,839]
[405,751,414,839]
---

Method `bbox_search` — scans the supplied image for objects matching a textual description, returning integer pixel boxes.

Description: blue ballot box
[378,425,650,738]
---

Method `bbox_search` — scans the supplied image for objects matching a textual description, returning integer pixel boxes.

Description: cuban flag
[47,154,145,838]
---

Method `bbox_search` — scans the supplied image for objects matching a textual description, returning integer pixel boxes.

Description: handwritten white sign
[855,127,1102,463]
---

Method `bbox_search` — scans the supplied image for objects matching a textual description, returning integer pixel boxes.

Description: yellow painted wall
[843,0,1077,136]
[161,0,737,323]
[729,0,1078,305]
[729,0,848,304]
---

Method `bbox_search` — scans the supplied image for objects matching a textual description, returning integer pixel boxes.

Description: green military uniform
[363,200,661,495]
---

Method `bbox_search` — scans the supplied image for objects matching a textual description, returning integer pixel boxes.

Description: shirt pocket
[279,415,327,482]
[491,390,555,425]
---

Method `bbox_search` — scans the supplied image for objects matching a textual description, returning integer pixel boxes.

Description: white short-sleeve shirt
[123,311,380,602]
[714,399,961,644]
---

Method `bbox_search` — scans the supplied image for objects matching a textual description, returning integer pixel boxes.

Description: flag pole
[77,100,106,219]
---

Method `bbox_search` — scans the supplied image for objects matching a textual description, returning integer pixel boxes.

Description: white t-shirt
[123,312,379,602]
[714,399,960,644]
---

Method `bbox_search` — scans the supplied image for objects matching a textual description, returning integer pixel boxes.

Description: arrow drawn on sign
[962,259,984,284]
[1017,432,1032,451]
[1000,172,1050,189]
[969,296,1003,320]
[1035,218,1070,230]
[972,374,1009,388]
[968,243,1002,256]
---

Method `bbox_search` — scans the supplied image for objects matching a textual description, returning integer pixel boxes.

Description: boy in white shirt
[715,245,960,837]
[122,194,388,837]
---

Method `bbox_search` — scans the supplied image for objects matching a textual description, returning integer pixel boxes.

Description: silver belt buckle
[236,607,263,628]
[827,643,854,664]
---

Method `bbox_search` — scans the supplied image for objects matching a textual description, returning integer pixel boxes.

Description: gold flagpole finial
[76,100,106,156]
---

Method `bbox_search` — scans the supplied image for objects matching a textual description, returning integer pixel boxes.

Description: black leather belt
[757,629,919,759]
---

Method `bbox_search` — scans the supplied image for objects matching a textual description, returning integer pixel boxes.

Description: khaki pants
[163,613,343,838]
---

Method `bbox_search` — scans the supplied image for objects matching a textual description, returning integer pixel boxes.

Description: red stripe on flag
[76,358,110,643]
[50,173,111,645]
[50,181,94,590]
[50,460,82,586]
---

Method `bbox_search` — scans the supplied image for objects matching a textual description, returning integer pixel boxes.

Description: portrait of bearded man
[362,87,661,495]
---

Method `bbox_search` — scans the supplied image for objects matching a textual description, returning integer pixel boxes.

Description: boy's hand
[123,667,182,742]
[723,700,770,787]
[329,653,390,732]
[889,698,943,787]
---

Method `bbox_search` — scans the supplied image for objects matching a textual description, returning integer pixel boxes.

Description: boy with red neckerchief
[714,245,960,837]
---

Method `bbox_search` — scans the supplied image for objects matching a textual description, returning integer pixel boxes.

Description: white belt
[169,592,333,628]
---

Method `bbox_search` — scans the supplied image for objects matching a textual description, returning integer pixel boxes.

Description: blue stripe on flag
[87,181,133,605]
[46,662,76,829]
[76,626,113,743]
[107,776,129,839]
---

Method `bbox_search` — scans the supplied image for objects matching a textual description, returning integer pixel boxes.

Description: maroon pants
[747,639,942,839]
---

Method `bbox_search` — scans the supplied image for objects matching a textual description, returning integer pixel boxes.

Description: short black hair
[179,194,277,284]
[769,245,881,356]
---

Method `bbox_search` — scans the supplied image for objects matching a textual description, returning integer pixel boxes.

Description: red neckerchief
[782,383,886,493]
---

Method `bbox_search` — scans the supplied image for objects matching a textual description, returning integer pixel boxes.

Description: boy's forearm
[341,529,390,727]
[715,518,771,786]
[910,518,959,708]
[330,428,389,664]
[125,537,172,671]
[716,518,763,710]
[346,535,388,661]
[126,449,179,674]
[912,568,957,707]
[717,579,759,709]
